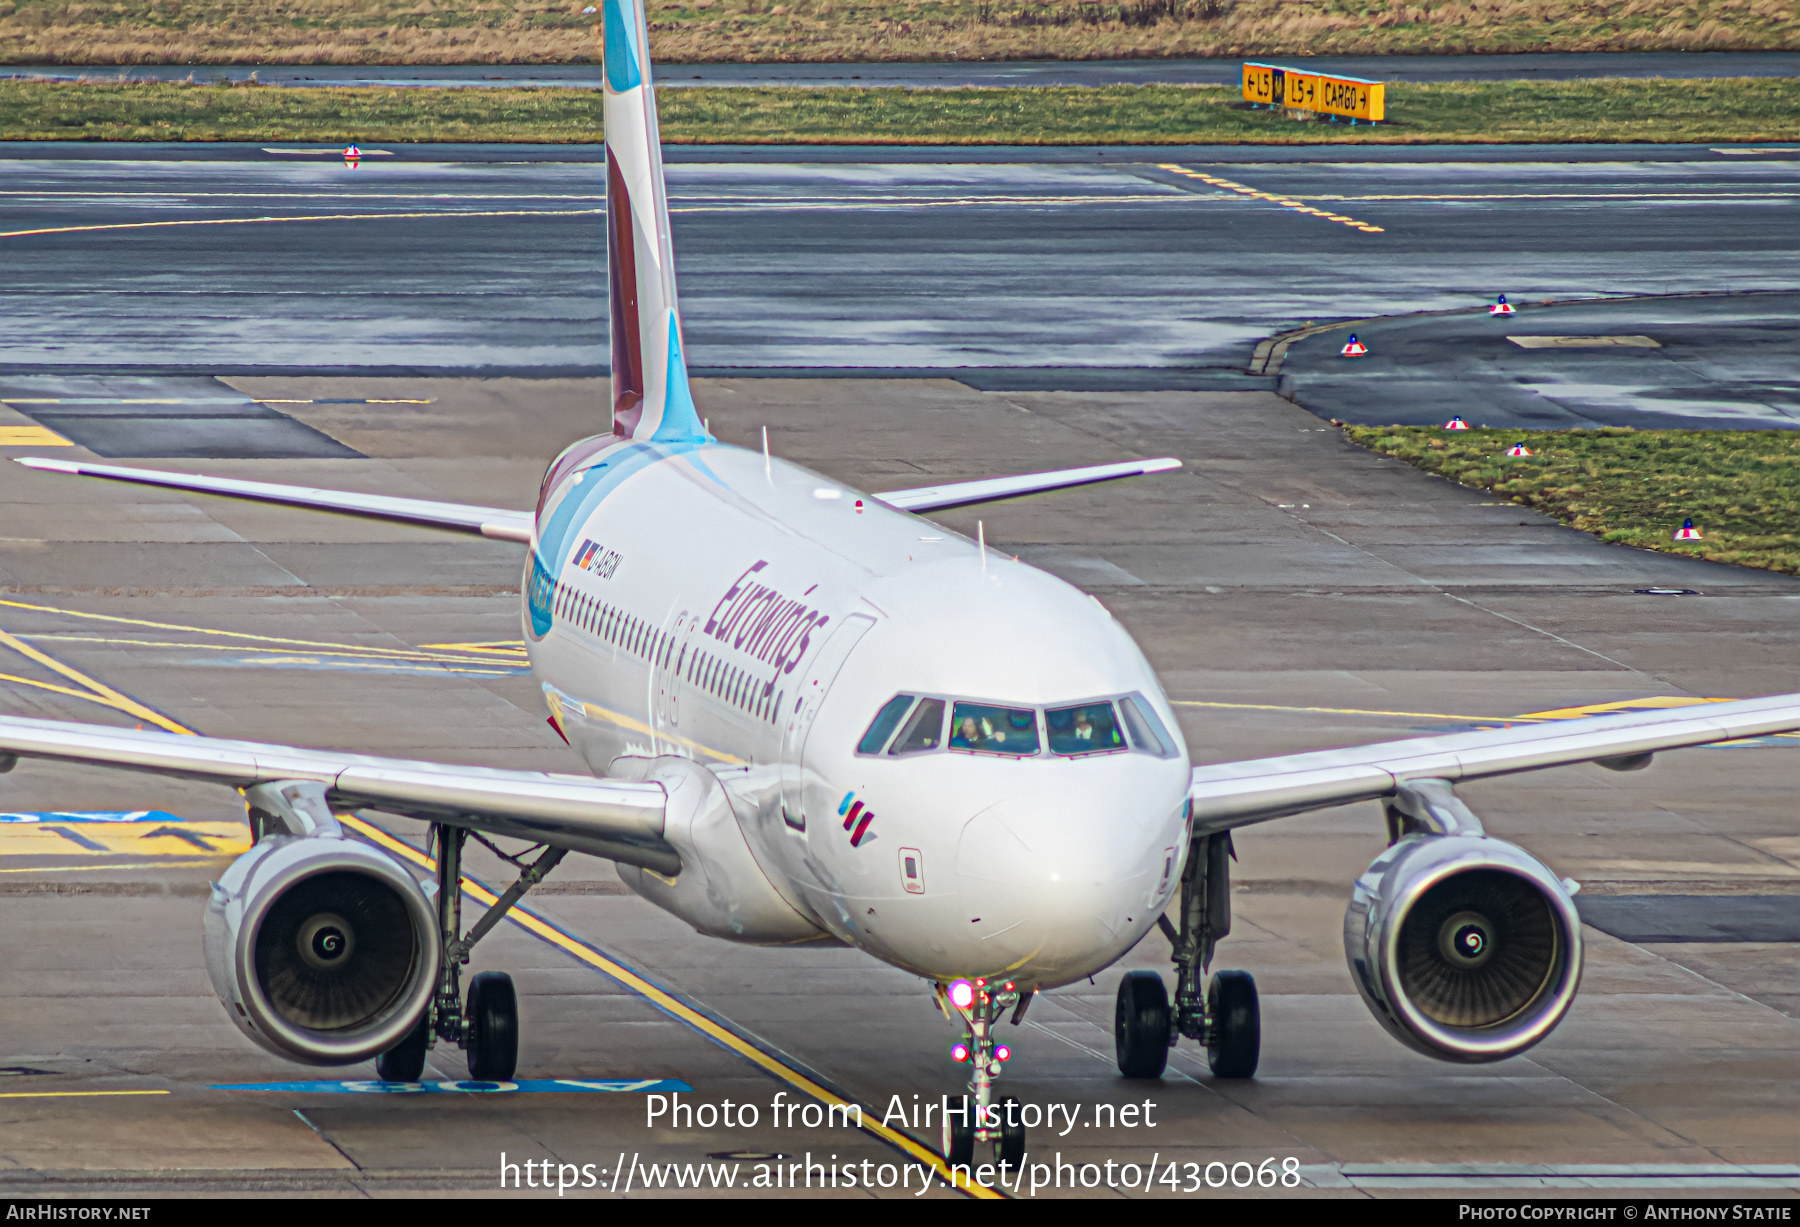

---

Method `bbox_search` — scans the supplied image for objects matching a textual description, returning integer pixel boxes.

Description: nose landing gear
[1116,831,1261,1080]
[938,977,1029,1172]
[374,824,561,1082]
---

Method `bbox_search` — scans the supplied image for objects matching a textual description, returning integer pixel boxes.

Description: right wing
[877,458,1182,513]
[1190,691,1800,833]
[14,458,533,544]
[0,715,676,874]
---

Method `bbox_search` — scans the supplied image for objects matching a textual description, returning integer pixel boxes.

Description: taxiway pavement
[2,375,1799,1197]
[2,143,1797,396]
[6,51,1799,89]
[0,140,1797,1197]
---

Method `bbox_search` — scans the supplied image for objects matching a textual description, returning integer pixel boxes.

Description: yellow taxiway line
[0,627,188,734]
[0,599,523,669]
[0,1089,171,1099]
[341,814,999,1198]
[0,208,604,241]
[0,624,993,1196]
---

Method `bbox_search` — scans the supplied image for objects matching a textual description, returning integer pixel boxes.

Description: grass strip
[1344,425,1800,576]
[1,78,1797,143]
[4,0,1798,67]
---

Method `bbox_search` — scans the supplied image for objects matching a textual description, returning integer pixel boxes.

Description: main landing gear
[375,824,564,1082]
[1116,831,1261,1081]
[938,977,1028,1172]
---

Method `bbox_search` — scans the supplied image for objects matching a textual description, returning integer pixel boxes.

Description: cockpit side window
[1046,701,1125,756]
[889,698,946,755]
[857,694,916,755]
[1119,694,1179,759]
[949,702,1040,757]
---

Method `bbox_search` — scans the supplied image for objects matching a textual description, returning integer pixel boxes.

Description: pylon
[1443,415,1470,430]
[1490,295,1515,317]
[1341,334,1368,357]
[1506,442,1532,457]
[1672,518,1703,541]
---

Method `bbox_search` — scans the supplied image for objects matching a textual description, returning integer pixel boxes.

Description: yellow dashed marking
[1159,164,1386,233]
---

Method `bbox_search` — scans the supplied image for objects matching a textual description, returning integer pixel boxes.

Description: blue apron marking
[215,1078,692,1094]
[0,810,188,823]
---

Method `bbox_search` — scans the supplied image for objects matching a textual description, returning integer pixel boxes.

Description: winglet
[603,0,707,446]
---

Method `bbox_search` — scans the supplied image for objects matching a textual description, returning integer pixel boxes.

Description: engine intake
[1345,804,1581,1062]
[205,835,439,1065]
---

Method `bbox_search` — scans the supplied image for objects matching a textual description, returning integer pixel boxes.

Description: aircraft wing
[13,458,533,544]
[1190,692,1800,833]
[877,458,1182,513]
[0,715,676,873]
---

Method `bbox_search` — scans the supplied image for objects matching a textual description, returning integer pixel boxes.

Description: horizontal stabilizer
[1190,691,1800,832]
[0,715,675,873]
[15,458,533,543]
[877,458,1182,513]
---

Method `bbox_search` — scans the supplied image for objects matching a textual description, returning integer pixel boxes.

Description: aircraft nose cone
[955,800,1161,983]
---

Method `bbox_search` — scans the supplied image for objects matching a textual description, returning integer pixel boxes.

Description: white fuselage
[523,434,1193,990]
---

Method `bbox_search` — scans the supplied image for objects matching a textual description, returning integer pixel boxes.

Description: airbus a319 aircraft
[8,2,1800,1170]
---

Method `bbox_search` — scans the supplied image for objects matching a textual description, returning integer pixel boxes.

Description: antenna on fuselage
[978,520,987,572]
[762,426,771,481]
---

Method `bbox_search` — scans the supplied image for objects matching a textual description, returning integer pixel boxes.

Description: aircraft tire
[998,1095,1026,1171]
[375,1012,429,1082]
[466,971,519,1081]
[942,1106,975,1168]
[1114,969,1171,1079]
[1206,970,1260,1079]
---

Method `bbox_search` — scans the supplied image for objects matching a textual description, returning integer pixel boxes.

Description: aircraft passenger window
[1119,695,1179,759]
[1045,702,1125,756]
[949,702,1040,757]
[857,694,916,755]
[888,698,945,755]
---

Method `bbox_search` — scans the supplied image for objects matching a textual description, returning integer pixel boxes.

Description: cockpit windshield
[855,691,1177,760]
[949,702,1039,757]
[888,697,945,755]
[1045,701,1124,756]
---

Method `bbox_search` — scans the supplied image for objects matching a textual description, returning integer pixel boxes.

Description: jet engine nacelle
[1344,824,1582,1063]
[204,830,439,1065]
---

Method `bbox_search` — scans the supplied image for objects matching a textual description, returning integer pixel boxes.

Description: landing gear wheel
[1114,969,1171,1079]
[997,1095,1025,1171]
[465,970,518,1081]
[1206,969,1260,1079]
[942,1109,974,1168]
[375,1012,429,1082]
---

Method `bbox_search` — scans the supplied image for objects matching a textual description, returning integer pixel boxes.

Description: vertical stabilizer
[603,0,707,444]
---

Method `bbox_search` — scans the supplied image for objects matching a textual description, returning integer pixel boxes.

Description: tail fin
[603,0,708,445]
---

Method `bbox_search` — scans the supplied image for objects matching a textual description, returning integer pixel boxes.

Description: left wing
[14,455,1185,531]
[14,458,533,543]
[1190,691,1800,833]
[0,715,676,873]
[877,458,1182,513]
